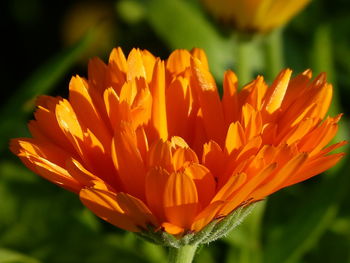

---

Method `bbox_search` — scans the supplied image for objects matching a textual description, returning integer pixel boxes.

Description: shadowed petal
[164,172,199,229]
[80,188,140,232]
[112,122,146,199]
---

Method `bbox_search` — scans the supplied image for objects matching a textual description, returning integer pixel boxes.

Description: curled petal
[80,188,140,232]
[112,122,146,198]
[10,139,81,193]
[191,57,226,145]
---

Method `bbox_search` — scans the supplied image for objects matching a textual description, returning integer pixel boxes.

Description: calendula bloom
[202,0,311,33]
[11,47,345,241]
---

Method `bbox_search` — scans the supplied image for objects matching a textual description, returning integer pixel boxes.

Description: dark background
[0,0,349,262]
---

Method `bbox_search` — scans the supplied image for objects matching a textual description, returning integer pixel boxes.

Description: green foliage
[1,0,350,262]
[0,248,41,263]
[0,28,97,151]
[142,0,234,80]
[264,156,350,263]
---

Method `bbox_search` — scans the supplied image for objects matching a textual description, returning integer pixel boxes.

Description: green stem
[168,244,198,263]
[264,28,284,82]
[236,35,253,87]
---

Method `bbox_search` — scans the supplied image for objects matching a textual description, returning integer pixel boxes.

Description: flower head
[202,0,311,33]
[11,47,345,240]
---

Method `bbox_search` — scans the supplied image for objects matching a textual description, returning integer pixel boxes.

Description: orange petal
[241,103,262,140]
[212,172,247,203]
[31,96,77,154]
[164,172,199,229]
[81,129,118,188]
[251,153,308,200]
[202,140,225,179]
[162,222,184,235]
[235,135,262,163]
[119,80,137,105]
[88,57,107,95]
[107,47,127,91]
[149,59,168,141]
[109,47,127,73]
[190,109,208,155]
[172,147,199,171]
[56,100,114,180]
[286,153,345,186]
[65,157,98,187]
[66,157,117,191]
[103,87,119,127]
[10,139,81,192]
[135,126,149,161]
[166,77,191,138]
[147,139,173,171]
[191,201,224,232]
[171,136,190,148]
[225,122,246,154]
[131,78,152,127]
[140,49,157,83]
[103,87,132,129]
[11,137,74,168]
[264,69,292,114]
[145,167,170,221]
[184,164,216,207]
[34,157,81,193]
[281,70,312,110]
[317,140,347,157]
[191,57,226,145]
[282,103,318,133]
[244,76,267,110]
[126,48,147,81]
[220,163,277,215]
[191,48,209,70]
[314,83,333,119]
[298,116,340,155]
[166,49,191,75]
[69,76,112,148]
[80,188,139,232]
[222,70,239,126]
[55,99,85,157]
[280,118,314,145]
[116,192,158,228]
[111,122,146,199]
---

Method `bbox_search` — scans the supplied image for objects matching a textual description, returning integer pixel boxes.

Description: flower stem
[168,244,198,263]
[264,28,284,82]
[236,34,253,87]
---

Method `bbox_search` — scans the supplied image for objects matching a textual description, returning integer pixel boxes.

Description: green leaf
[0,161,37,183]
[141,242,167,263]
[0,248,41,263]
[0,28,96,151]
[264,156,350,263]
[310,23,341,116]
[143,0,233,80]
[116,0,146,24]
[223,202,266,263]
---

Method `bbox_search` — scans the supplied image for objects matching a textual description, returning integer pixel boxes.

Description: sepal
[135,202,258,247]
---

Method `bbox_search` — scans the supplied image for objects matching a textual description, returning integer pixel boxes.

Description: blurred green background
[1,0,350,262]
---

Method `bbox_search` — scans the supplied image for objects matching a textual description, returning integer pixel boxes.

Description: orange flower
[202,0,311,33]
[11,47,345,237]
